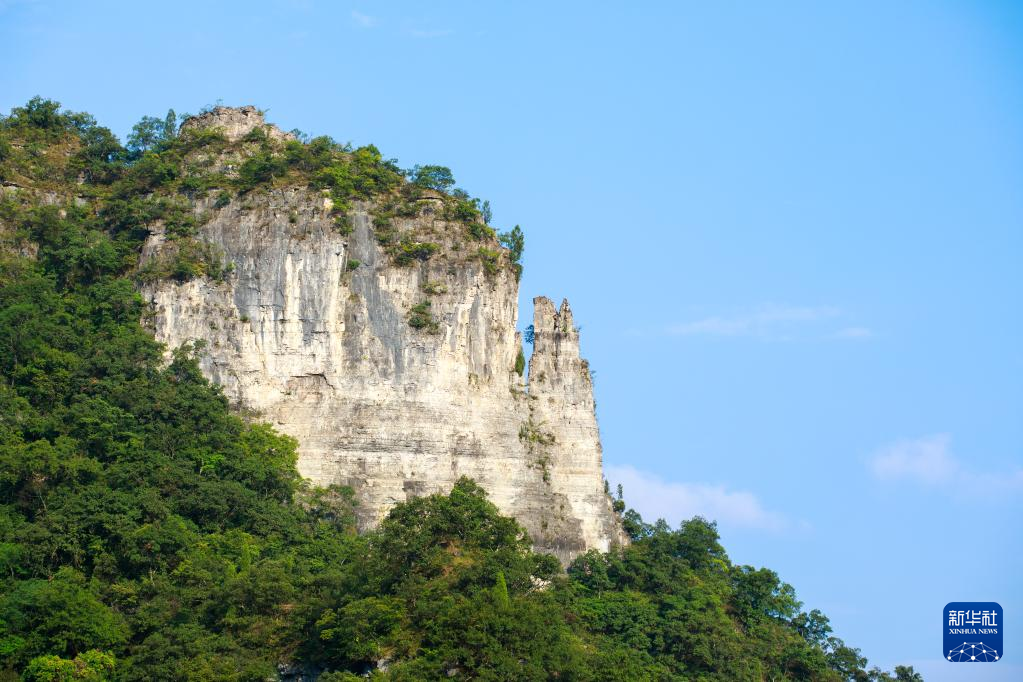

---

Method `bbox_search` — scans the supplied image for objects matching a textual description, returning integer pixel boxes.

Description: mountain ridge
[0,97,920,681]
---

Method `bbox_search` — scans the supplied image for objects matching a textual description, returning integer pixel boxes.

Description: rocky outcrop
[140,109,624,562]
[180,105,296,143]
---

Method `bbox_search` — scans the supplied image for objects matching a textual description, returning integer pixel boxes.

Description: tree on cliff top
[410,164,456,191]
[125,109,177,159]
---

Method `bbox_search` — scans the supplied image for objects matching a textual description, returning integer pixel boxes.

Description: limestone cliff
[140,107,624,562]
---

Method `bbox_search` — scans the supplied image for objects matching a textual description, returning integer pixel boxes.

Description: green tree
[893,665,925,682]
[22,650,116,681]
[498,225,524,281]
[0,569,127,667]
[492,571,510,610]
[125,109,177,158]
[410,164,455,191]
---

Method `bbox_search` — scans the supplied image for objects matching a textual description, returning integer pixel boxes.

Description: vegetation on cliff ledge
[0,99,921,681]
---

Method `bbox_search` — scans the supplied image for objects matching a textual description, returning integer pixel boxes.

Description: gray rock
[181,105,296,143]
[141,169,624,563]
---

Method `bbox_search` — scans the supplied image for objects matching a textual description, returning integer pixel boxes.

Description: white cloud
[605,464,789,532]
[648,304,877,342]
[666,304,841,339]
[869,434,1023,494]
[351,10,376,28]
[870,434,957,484]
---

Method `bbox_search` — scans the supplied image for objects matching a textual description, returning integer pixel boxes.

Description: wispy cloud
[606,464,792,532]
[627,303,873,341]
[870,434,958,484]
[664,304,840,340]
[869,434,1023,494]
[351,10,376,28]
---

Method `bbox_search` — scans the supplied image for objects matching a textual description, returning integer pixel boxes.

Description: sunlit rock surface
[141,109,625,562]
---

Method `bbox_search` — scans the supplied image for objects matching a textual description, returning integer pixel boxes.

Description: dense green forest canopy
[0,99,921,680]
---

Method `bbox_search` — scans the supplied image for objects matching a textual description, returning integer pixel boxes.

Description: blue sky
[2,1,1021,677]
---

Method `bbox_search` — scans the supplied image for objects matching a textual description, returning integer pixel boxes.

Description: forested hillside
[0,98,920,681]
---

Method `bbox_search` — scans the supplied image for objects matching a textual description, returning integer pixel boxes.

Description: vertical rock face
[141,111,624,562]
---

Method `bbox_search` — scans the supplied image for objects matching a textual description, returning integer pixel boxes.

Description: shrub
[450,198,483,226]
[519,418,556,446]
[161,199,201,238]
[394,199,420,218]
[408,301,440,333]
[374,229,396,246]
[214,190,231,208]
[136,238,227,283]
[478,247,501,276]
[392,239,439,266]
[467,220,496,241]
[173,126,228,153]
[333,213,353,236]
[178,175,205,193]
[242,125,268,143]
[131,151,179,189]
[237,147,288,192]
